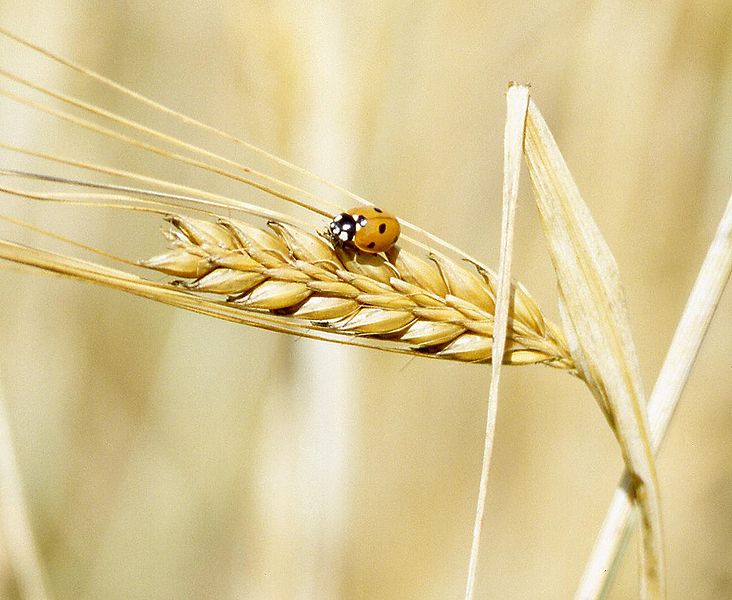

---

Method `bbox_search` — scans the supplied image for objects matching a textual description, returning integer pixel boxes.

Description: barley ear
[143,213,574,369]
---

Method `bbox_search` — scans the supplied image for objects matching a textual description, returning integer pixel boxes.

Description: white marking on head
[339,232,349,241]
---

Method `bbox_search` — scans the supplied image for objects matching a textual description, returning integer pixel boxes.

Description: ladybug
[328,206,401,254]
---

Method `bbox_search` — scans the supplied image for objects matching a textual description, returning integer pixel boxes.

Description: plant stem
[465,84,529,600]
[576,194,732,599]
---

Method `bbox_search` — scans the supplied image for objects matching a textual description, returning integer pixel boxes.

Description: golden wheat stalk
[0,168,571,370]
[138,212,573,369]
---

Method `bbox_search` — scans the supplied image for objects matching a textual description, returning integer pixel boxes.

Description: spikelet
[141,214,574,369]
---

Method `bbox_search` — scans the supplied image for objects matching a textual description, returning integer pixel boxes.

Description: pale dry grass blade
[520,87,664,598]
[577,194,732,599]
[464,84,529,600]
[0,374,51,600]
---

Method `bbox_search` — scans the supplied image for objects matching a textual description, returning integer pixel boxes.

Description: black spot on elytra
[367,241,376,249]
[378,223,386,234]
[374,207,383,213]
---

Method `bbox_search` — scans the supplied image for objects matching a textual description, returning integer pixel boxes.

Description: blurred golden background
[0,1,730,599]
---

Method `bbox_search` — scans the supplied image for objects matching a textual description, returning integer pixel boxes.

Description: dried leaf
[521,86,663,599]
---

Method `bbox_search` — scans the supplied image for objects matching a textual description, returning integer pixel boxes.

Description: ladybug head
[329,212,357,243]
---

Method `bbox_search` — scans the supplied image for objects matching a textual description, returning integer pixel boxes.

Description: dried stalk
[576,194,732,598]
[464,84,529,600]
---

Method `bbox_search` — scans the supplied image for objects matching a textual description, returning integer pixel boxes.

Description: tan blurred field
[0,2,729,599]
